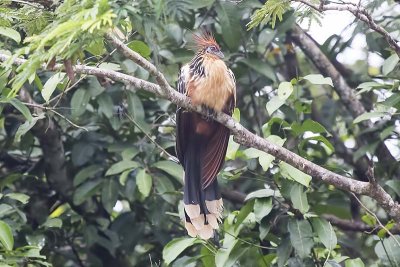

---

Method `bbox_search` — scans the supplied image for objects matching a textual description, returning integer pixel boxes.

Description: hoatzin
[176,32,236,239]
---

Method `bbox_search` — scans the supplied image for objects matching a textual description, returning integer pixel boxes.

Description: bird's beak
[216,51,224,59]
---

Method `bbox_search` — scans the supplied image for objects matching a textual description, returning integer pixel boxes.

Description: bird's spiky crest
[192,31,220,51]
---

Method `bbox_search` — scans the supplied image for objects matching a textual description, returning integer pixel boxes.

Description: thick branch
[292,0,400,57]
[1,53,400,223]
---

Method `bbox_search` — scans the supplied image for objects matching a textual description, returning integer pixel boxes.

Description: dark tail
[183,138,223,239]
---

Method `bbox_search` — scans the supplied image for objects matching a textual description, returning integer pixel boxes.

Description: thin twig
[292,0,400,57]
[351,193,400,247]
[124,112,179,163]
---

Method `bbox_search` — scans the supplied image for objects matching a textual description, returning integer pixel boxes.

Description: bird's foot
[201,105,216,121]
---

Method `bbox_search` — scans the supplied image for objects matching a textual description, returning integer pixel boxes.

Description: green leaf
[102,179,119,213]
[41,73,65,102]
[226,136,240,160]
[5,193,30,204]
[290,184,309,214]
[345,258,365,267]
[288,218,314,258]
[245,188,278,201]
[380,93,400,108]
[361,214,376,226]
[0,220,13,251]
[301,135,335,152]
[153,161,183,182]
[155,174,176,204]
[277,82,293,100]
[377,221,395,239]
[240,58,276,81]
[71,88,90,117]
[136,169,152,199]
[42,218,62,228]
[266,96,285,115]
[279,162,312,187]
[254,197,272,222]
[311,218,337,250]
[215,1,242,51]
[9,98,33,122]
[386,180,400,196]
[382,54,399,76]
[73,180,103,205]
[303,74,333,87]
[374,236,400,266]
[232,108,240,122]
[127,92,145,121]
[106,161,139,176]
[353,112,388,124]
[14,114,45,143]
[277,236,292,267]
[243,148,274,171]
[73,164,103,186]
[0,27,21,43]
[162,237,198,265]
[234,200,255,231]
[380,126,395,140]
[97,93,114,118]
[300,119,328,134]
[128,40,151,58]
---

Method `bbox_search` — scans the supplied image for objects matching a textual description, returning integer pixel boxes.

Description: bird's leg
[201,104,216,121]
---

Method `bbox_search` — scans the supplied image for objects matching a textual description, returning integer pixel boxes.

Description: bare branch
[104,33,173,97]
[292,0,400,57]
[1,52,400,223]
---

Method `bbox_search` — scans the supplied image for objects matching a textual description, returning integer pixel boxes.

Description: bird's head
[193,31,224,59]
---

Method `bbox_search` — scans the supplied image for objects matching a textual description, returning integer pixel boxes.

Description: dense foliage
[1,0,400,266]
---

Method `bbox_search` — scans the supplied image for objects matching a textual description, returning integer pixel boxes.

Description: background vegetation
[1,0,400,266]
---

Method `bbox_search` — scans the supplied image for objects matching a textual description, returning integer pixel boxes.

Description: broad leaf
[41,72,65,102]
[5,193,30,204]
[279,162,312,187]
[162,237,198,265]
[0,27,21,43]
[311,218,337,250]
[303,74,333,86]
[288,218,314,258]
[106,161,139,176]
[9,98,33,122]
[254,197,272,222]
[353,112,388,124]
[290,184,309,214]
[277,82,293,100]
[374,236,400,266]
[136,168,152,198]
[128,40,151,58]
[382,54,399,75]
[101,179,119,213]
[0,220,13,251]
[345,258,365,267]
[153,161,183,182]
[215,1,242,51]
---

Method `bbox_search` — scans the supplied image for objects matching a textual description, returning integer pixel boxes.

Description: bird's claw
[201,105,216,121]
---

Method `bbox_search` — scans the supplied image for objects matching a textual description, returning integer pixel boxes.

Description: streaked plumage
[176,32,236,239]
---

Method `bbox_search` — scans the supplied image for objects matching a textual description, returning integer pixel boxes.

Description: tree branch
[291,0,400,57]
[1,49,400,224]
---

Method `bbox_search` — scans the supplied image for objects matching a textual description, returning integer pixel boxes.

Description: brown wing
[201,94,235,189]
